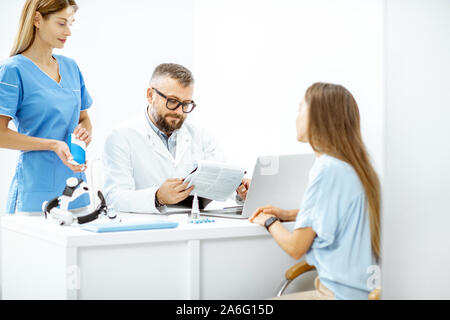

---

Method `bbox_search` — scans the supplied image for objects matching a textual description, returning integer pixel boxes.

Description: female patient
[249,82,380,300]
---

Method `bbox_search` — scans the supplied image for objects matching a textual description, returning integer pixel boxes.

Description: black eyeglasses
[152,87,196,113]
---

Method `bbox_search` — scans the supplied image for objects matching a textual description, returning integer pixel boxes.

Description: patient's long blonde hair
[305,82,381,259]
[10,0,78,57]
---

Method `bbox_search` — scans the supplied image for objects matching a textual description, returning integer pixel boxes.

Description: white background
[0,0,384,210]
[2,0,450,301]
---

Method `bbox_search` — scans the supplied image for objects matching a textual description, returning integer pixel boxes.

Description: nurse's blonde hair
[305,82,381,259]
[10,0,78,57]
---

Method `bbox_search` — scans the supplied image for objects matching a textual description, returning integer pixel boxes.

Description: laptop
[200,153,316,219]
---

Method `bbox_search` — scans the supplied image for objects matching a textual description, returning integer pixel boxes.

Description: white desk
[0,213,310,300]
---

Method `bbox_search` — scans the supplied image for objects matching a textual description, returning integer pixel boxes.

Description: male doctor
[103,63,250,213]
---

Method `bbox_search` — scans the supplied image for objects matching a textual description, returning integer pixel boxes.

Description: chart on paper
[184,160,245,201]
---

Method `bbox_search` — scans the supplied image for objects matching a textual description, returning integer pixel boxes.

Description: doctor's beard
[149,106,185,135]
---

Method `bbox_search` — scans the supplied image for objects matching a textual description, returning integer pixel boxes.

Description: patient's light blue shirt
[295,154,376,300]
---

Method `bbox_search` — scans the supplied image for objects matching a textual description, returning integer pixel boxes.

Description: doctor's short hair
[149,63,194,88]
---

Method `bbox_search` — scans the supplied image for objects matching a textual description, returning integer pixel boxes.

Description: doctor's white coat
[103,109,225,213]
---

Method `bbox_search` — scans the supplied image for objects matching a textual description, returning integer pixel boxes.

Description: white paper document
[184,160,245,201]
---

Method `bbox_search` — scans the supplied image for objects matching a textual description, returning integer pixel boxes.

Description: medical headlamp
[42,177,117,226]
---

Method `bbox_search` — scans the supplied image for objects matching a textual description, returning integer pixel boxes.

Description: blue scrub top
[0,54,93,213]
[295,154,377,300]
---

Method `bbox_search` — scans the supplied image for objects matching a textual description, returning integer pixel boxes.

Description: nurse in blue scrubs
[0,0,92,213]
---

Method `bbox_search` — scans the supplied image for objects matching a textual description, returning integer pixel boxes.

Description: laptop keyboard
[201,206,243,215]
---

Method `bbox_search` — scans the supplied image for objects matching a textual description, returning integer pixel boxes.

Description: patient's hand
[249,205,299,222]
[156,178,194,205]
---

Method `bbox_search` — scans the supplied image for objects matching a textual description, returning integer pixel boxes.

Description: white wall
[382,0,450,299]
[193,0,384,175]
[0,1,385,212]
[63,0,196,159]
[2,0,450,300]
[0,1,384,207]
[0,0,23,213]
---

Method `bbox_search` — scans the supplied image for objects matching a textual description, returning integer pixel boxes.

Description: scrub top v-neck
[0,54,93,213]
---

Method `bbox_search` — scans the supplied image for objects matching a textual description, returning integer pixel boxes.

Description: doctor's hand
[236,178,251,200]
[73,124,92,147]
[249,205,299,222]
[156,178,195,205]
[51,140,86,173]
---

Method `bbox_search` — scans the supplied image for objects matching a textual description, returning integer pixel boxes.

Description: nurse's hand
[51,140,86,172]
[73,124,92,147]
[156,178,195,205]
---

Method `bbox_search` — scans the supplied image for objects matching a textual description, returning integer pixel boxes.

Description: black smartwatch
[264,216,280,231]
[155,190,164,208]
